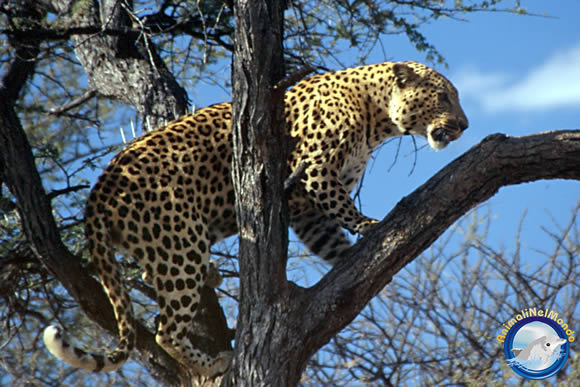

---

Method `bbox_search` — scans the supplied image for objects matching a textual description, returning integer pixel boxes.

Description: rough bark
[228,0,293,385]
[47,0,189,128]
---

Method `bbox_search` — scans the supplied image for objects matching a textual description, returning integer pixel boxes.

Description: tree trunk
[0,6,186,386]
[226,125,580,385]
[228,0,299,385]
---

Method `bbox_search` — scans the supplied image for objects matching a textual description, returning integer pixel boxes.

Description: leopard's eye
[438,92,451,105]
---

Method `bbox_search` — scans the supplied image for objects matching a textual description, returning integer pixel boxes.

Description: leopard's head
[388,61,468,150]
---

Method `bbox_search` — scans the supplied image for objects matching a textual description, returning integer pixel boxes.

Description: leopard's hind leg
[139,219,232,376]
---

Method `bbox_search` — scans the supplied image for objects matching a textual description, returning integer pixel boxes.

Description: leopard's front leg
[301,163,378,235]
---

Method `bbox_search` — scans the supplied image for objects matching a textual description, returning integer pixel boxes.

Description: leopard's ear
[393,63,419,89]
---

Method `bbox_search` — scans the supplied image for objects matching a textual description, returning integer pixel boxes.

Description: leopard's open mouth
[432,127,462,143]
[428,121,466,150]
[431,127,452,144]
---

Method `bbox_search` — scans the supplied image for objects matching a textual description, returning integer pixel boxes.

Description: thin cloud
[453,67,509,97]
[453,44,580,113]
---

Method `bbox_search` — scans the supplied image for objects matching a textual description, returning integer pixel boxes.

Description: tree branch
[300,130,580,358]
[48,89,97,115]
[1,16,234,51]
[45,0,189,129]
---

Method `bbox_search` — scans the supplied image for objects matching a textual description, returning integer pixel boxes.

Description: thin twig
[49,89,97,115]
[47,184,90,200]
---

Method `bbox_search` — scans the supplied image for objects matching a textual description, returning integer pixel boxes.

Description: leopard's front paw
[208,350,233,376]
[354,218,379,235]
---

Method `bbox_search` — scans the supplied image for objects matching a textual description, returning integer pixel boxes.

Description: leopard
[43,61,468,377]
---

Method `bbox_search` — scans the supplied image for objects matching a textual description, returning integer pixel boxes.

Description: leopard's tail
[44,213,136,372]
[43,324,129,372]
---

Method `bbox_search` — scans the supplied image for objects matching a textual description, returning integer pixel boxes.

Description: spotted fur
[44,61,468,376]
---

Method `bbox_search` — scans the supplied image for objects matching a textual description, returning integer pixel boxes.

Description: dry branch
[301,130,580,360]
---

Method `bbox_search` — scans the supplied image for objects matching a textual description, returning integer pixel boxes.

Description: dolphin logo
[511,334,567,369]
